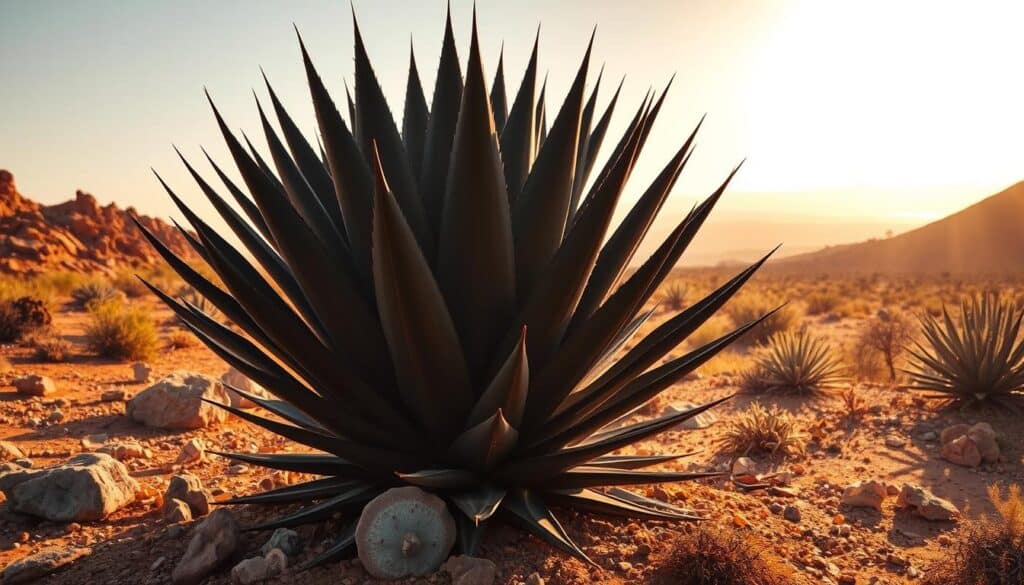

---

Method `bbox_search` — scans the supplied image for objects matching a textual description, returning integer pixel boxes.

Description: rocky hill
[0,170,197,274]
[773,181,1024,275]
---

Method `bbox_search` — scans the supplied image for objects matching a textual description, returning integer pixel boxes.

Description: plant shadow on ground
[1,406,185,450]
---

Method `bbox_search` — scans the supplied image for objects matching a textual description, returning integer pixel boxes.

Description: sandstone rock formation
[0,170,198,274]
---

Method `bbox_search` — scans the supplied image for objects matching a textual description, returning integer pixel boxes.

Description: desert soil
[0,294,1017,584]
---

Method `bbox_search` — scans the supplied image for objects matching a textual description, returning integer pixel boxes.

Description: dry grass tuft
[926,484,1024,585]
[653,523,792,585]
[717,403,805,459]
[724,294,801,347]
[85,300,158,361]
[28,331,71,363]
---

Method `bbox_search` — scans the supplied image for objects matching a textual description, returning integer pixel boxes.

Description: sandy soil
[0,295,1018,584]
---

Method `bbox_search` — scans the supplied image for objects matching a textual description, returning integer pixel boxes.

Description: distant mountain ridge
[773,181,1024,274]
[0,170,198,274]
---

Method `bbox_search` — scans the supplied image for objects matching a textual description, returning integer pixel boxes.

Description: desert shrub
[70,282,125,311]
[855,309,914,381]
[805,290,842,315]
[717,403,805,459]
[111,269,149,299]
[925,484,1024,585]
[686,315,734,349]
[697,350,752,377]
[724,294,800,347]
[905,294,1024,407]
[85,300,158,360]
[741,329,845,394]
[0,297,52,342]
[660,282,687,312]
[834,297,873,319]
[654,523,791,585]
[28,331,71,362]
[165,329,198,350]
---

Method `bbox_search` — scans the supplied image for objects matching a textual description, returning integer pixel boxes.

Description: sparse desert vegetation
[0,1,1021,581]
[84,299,159,360]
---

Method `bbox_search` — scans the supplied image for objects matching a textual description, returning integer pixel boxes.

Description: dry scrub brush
[724,293,800,347]
[855,308,914,382]
[717,403,806,459]
[926,484,1024,585]
[653,522,792,585]
[0,297,51,342]
[85,300,158,360]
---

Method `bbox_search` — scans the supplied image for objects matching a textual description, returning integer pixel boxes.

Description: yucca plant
[905,294,1024,407]
[741,328,846,394]
[134,9,774,568]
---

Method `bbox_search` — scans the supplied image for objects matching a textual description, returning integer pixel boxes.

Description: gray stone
[261,527,301,557]
[172,509,240,585]
[0,547,91,584]
[231,557,269,585]
[0,453,137,521]
[783,505,802,523]
[166,474,210,517]
[896,484,959,521]
[127,371,230,429]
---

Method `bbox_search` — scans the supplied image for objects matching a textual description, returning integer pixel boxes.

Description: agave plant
[741,328,846,394]
[134,9,774,568]
[905,294,1024,407]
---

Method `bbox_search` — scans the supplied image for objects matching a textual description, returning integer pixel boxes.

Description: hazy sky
[2,0,1023,244]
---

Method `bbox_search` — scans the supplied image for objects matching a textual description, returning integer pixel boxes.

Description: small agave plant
[741,328,846,394]
[905,294,1024,408]
[135,8,774,570]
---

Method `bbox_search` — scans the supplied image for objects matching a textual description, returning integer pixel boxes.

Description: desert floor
[0,277,1019,585]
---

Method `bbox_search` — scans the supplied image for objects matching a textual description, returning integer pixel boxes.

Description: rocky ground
[0,296,1018,584]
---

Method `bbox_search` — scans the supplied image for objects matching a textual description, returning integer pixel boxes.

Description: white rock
[132,362,153,383]
[166,473,210,517]
[0,453,138,521]
[221,367,270,409]
[127,371,230,430]
[667,401,718,430]
[841,480,887,511]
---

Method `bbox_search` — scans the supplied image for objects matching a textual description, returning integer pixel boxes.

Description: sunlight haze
[2,0,1022,263]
